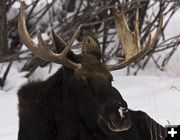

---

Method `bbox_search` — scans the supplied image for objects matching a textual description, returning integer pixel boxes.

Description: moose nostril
[122,108,129,118]
[123,108,128,114]
[118,106,128,118]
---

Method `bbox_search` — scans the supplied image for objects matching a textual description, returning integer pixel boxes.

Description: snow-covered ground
[112,74,180,126]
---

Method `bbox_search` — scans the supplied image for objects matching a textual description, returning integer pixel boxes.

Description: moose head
[18,0,162,134]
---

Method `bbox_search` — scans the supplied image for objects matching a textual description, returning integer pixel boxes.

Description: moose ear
[81,33,102,60]
[51,30,67,53]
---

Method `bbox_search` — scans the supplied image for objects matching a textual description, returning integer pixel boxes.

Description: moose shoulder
[17,0,164,140]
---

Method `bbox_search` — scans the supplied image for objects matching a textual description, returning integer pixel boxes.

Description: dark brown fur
[17,33,164,140]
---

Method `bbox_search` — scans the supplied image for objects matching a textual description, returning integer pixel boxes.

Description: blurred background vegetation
[0,0,179,85]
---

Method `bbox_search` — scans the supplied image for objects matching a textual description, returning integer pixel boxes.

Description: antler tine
[18,0,37,52]
[18,0,82,70]
[107,8,163,71]
[61,24,82,58]
[146,14,163,49]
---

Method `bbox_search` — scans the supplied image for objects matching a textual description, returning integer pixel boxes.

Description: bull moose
[17,0,164,140]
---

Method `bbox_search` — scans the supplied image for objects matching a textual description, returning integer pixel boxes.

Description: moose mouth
[98,109,132,134]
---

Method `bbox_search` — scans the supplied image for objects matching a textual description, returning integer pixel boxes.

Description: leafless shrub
[2,0,180,76]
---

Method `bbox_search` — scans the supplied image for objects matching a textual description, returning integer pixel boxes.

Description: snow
[112,75,180,126]
[0,64,27,140]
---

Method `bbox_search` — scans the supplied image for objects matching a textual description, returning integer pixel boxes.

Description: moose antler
[107,8,163,71]
[18,0,82,70]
